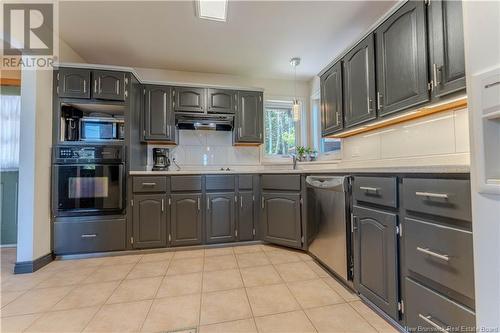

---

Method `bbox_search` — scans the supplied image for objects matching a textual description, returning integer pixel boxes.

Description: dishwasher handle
[306,176,347,192]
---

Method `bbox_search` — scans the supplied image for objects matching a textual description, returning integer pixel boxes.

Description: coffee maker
[152,148,170,171]
[62,106,82,141]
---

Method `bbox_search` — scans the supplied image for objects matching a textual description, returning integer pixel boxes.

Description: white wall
[462,1,500,330]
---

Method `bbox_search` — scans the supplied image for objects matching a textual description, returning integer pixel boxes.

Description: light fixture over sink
[195,0,228,22]
[290,57,301,122]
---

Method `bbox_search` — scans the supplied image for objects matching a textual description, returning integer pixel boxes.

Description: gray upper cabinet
[92,70,126,101]
[206,192,236,243]
[428,0,466,98]
[262,192,302,249]
[238,191,255,241]
[320,61,343,136]
[58,68,91,99]
[207,89,237,114]
[170,193,202,246]
[375,0,429,117]
[343,34,377,128]
[235,91,263,143]
[353,206,399,320]
[143,85,175,142]
[174,87,205,113]
[132,194,167,249]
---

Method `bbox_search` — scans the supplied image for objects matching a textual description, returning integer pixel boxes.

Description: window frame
[262,97,305,163]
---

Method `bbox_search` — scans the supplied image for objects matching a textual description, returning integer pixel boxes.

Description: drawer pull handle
[360,186,379,193]
[415,191,449,199]
[142,182,157,186]
[81,234,97,238]
[418,314,449,332]
[416,247,450,261]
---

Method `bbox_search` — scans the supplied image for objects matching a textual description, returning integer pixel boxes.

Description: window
[311,97,341,157]
[264,101,297,156]
[0,87,21,170]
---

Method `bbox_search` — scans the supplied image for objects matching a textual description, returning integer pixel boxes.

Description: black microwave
[80,117,124,141]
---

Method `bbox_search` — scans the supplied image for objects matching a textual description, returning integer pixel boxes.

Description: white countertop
[129,164,470,175]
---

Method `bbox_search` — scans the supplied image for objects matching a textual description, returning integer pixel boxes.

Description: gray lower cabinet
[375,0,429,117]
[143,85,175,142]
[207,89,237,114]
[132,194,167,249]
[353,205,399,320]
[174,87,205,113]
[92,70,126,101]
[320,61,343,136]
[170,193,203,246]
[238,191,255,241]
[343,34,377,128]
[262,192,302,248]
[428,0,466,98]
[206,192,236,243]
[234,91,263,143]
[57,68,91,99]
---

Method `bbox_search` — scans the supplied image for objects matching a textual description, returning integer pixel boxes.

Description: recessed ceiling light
[195,0,228,22]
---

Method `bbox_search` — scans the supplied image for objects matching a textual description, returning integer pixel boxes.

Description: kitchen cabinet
[353,205,399,320]
[261,192,302,249]
[92,70,127,101]
[132,194,167,248]
[234,91,263,143]
[57,68,91,99]
[238,191,255,241]
[173,87,205,113]
[343,34,377,128]
[320,61,343,136]
[206,192,236,243]
[375,0,429,117]
[207,88,237,114]
[143,85,175,142]
[428,0,466,98]
[170,193,203,246]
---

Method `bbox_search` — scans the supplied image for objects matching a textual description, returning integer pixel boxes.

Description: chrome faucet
[290,154,298,170]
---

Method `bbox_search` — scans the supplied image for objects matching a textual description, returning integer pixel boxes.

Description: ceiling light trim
[195,0,228,22]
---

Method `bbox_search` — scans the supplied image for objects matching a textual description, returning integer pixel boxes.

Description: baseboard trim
[14,253,54,274]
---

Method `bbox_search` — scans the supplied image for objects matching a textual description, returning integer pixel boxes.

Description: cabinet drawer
[206,175,235,191]
[53,219,126,254]
[171,176,202,192]
[402,178,471,221]
[238,175,253,190]
[261,175,301,191]
[404,217,474,300]
[133,177,167,193]
[405,278,475,332]
[353,176,397,208]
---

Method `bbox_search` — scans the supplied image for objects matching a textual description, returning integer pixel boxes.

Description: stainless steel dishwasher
[306,175,353,286]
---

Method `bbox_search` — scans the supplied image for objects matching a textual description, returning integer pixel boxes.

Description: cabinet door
[238,191,255,241]
[343,35,377,128]
[92,70,126,101]
[428,0,466,98]
[173,87,205,113]
[207,89,236,114]
[58,68,91,99]
[320,62,343,136]
[143,85,175,142]
[170,193,202,246]
[353,205,399,320]
[262,192,301,248]
[375,0,429,117]
[235,91,263,143]
[206,192,236,243]
[132,194,167,249]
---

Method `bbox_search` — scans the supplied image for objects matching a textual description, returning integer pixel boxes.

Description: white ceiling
[59,1,397,80]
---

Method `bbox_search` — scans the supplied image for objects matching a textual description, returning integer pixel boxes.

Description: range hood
[176,114,234,131]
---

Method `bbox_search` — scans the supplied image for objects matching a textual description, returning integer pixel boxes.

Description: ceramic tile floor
[0,245,398,333]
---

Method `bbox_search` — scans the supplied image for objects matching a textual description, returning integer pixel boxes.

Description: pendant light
[290,57,301,122]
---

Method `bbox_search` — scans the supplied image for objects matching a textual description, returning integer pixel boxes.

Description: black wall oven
[52,145,124,217]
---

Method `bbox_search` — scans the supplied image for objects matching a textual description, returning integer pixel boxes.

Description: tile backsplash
[147,130,261,168]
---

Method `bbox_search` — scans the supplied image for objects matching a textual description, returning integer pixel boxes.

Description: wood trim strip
[327,98,468,139]
[0,78,21,87]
